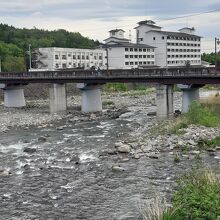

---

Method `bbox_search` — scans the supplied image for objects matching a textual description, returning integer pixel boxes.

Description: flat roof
[146,30,201,38]
[105,42,155,49]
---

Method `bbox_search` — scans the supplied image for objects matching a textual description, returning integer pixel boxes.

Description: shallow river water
[0,93,220,220]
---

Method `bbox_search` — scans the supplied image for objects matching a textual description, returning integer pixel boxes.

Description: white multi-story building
[104,29,156,69]
[135,20,202,67]
[32,47,106,70]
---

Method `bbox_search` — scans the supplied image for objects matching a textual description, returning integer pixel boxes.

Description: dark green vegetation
[0,23,99,71]
[197,136,220,151]
[162,169,220,219]
[202,52,220,68]
[171,101,220,135]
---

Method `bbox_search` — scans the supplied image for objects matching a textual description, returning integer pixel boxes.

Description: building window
[55,63,59,68]
[139,62,142,65]
[153,37,156,40]
[134,55,138,58]
[151,61,154,65]
[151,55,154,58]
[62,55,66,59]
[143,55,146,58]
[62,63,67,68]
[125,55,129,58]
[143,61,146,64]
[130,55,133,58]
[73,55,76,59]
[139,55,142,58]
[55,55,59,59]
[130,62,134,65]
[134,48,138,52]
[130,48,133,51]
[68,53,71,57]
[125,62,129,65]
[135,62,138,65]
[140,38,143,41]
[82,56,85,59]
[139,48,142,52]
[99,56,102,60]
[162,36,165,40]
[86,56,89,59]
[77,55,80,59]
[125,48,128,51]
[143,49,146,52]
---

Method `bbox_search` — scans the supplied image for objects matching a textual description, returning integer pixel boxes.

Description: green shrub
[103,83,128,92]
[197,136,220,151]
[164,169,220,219]
[186,102,220,127]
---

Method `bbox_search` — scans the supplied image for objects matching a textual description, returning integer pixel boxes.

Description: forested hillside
[202,52,220,67]
[0,23,99,72]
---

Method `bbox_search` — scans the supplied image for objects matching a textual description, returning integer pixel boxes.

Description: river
[0,91,219,220]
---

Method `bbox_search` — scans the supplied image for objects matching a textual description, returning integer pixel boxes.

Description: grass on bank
[163,169,220,220]
[142,169,220,220]
[171,100,220,135]
[103,83,155,96]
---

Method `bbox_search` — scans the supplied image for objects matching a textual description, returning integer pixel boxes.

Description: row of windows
[167,36,200,41]
[125,61,155,65]
[55,55,103,60]
[125,55,154,59]
[168,54,201,58]
[55,62,103,68]
[167,42,200,47]
[168,48,200,52]
[167,60,201,64]
[125,48,154,52]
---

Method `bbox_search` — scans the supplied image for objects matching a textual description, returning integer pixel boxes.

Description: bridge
[0,67,219,117]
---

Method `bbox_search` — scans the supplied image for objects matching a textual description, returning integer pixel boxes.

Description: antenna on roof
[129,30,132,42]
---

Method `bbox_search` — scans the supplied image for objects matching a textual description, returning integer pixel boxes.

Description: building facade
[135,20,202,67]
[32,47,106,70]
[104,29,156,69]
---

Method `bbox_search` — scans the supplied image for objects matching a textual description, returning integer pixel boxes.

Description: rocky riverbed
[0,90,219,220]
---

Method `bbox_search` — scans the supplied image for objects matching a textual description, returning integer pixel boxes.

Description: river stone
[188,140,196,146]
[23,147,37,154]
[115,142,131,153]
[38,136,47,142]
[148,153,159,159]
[191,150,200,155]
[112,165,125,172]
[132,154,141,159]
[0,169,11,176]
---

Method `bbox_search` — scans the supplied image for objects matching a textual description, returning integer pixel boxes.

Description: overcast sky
[1,0,220,52]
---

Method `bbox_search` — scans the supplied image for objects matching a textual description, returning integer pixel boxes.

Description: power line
[77,9,220,33]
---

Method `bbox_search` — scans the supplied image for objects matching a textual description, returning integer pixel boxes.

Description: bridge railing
[0,67,217,79]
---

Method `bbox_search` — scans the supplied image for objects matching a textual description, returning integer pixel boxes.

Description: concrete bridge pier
[49,83,67,113]
[77,83,102,113]
[178,85,200,113]
[156,84,174,118]
[0,84,26,107]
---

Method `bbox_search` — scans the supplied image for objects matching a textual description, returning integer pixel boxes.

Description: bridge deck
[0,67,220,84]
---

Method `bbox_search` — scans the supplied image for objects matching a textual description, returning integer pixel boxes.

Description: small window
[143,49,146,52]
[162,36,165,40]
[134,48,138,52]
[125,55,129,58]
[73,55,76,59]
[125,62,129,65]
[62,63,67,68]
[130,55,133,58]
[55,55,59,59]
[130,62,134,65]
[125,48,128,51]
[153,37,156,40]
[62,55,66,59]
[130,48,133,51]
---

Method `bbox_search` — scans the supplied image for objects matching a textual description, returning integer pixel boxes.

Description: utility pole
[0,56,1,72]
[28,44,32,71]
[105,46,109,71]
[215,37,220,72]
